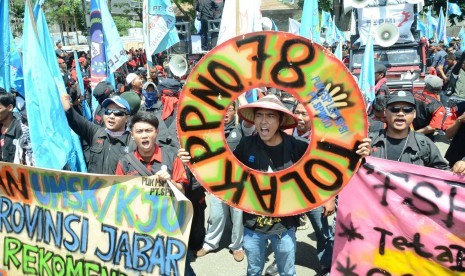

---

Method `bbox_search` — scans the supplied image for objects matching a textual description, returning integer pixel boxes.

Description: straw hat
[237,94,298,129]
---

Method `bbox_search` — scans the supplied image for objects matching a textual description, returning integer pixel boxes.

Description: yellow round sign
[177,31,368,217]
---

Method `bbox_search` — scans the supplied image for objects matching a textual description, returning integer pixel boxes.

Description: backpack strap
[124,154,152,176]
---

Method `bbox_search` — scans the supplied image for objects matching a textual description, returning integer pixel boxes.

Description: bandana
[142,89,158,109]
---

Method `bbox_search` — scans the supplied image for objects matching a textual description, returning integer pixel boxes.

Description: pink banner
[332,156,465,275]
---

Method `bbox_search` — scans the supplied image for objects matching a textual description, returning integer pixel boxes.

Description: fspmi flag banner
[332,157,465,275]
[357,4,415,46]
[0,162,193,275]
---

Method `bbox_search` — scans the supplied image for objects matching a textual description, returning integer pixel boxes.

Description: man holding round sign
[176,31,372,275]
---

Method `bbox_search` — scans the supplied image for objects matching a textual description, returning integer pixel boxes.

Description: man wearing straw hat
[233,94,307,276]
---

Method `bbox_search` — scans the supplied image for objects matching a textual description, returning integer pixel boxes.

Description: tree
[113,15,132,36]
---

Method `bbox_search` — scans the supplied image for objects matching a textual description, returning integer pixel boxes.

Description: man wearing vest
[449,51,465,99]
[0,91,22,163]
[155,78,182,148]
[370,91,449,169]
[413,75,447,140]
[62,94,136,174]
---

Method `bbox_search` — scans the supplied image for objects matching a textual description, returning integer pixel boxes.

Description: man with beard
[61,94,136,174]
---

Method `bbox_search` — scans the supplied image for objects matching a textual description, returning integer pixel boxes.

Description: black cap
[375,63,387,73]
[93,81,114,104]
[386,91,415,106]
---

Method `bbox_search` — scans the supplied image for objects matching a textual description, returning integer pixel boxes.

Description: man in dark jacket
[0,91,22,163]
[196,0,219,51]
[232,95,306,276]
[61,94,136,174]
[370,91,449,170]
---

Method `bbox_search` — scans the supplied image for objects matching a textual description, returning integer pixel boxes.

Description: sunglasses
[104,109,127,117]
[387,106,415,114]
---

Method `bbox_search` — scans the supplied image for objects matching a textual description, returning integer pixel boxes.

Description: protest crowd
[2,0,465,275]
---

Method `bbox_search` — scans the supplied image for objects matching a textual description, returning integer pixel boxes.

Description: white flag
[288,18,301,35]
[216,0,262,46]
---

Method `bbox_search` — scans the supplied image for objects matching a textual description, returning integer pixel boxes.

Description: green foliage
[114,15,132,36]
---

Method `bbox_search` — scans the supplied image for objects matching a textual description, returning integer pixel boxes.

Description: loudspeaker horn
[168,55,188,77]
[375,23,400,47]
[352,0,370,9]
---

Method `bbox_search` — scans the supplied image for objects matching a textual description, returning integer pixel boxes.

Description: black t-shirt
[263,142,285,171]
[386,136,408,161]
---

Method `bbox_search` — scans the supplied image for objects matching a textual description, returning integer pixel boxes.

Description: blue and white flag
[300,0,320,43]
[358,23,375,112]
[448,2,462,16]
[437,7,448,45]
[143,0,180,56]
[321,11,332,29]
[23,0,74,170]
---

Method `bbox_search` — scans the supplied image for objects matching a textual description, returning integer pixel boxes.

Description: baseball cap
[126,73,138,85]
[102,96,131,113]
[375,63,387,73]
[424,75,443,92]
[386,91,415,106]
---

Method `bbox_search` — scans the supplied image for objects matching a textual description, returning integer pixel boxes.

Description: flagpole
[235,0,239,36]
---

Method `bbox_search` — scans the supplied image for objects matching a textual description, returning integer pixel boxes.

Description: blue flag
[417,20,427,38]
[321,11,332,29]
[459,28,465,54]
[437,7,448,45]
[358,24,375,112]
[0,0,23,96]
[300,0,320,43]
[144,0,180,56]
[0,0,11,92]
[73,51,92,122]
[245,89,258,103]
[448,2,462,16]
[427,10,438,39]
[23,0,74,170]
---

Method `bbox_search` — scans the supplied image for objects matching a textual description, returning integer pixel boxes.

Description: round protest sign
[177,31,368,217]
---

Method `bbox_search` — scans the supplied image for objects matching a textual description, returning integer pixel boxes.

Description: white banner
[216,0,262,46]
[357,4,415,46]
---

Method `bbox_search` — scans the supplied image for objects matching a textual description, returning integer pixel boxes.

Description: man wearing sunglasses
[62,94,136,174]
[369,91,449,170]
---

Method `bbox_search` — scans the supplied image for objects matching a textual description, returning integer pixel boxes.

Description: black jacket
[65,108,135,174]
[233,132,308,234]
[0,117,22,163]
[369,129,449,170]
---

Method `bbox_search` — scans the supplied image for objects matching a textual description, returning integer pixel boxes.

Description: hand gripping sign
[177,31,368,217]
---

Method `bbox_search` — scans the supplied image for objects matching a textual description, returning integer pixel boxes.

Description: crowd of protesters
[1,31,465,276]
